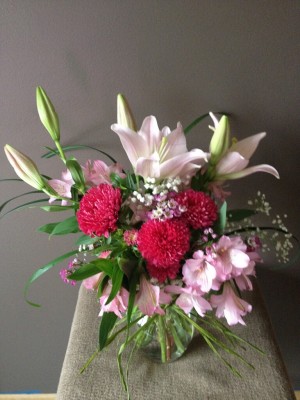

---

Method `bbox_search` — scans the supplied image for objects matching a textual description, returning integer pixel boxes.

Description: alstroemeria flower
[48,179,72,205]
[182,250,217,292]
[165,285,212,317]
[210,235,251,281]
[99,282,129,318]
[81,160,125,187]
[210,282,252,325]
[111,116,208,180]
[136,275,171,316]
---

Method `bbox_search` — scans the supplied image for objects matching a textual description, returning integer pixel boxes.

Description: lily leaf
[24,249,78,307]
[42,145,117,164]
[0,198,50,219]
[0,190,41,213]
[40,205,75,212]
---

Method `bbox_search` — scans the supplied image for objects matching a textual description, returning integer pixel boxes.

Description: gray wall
[0,0,299,393]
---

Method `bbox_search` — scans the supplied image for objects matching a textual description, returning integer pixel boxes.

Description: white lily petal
[136,156,161,179]
[161,122,187,159]
[218,164,280,180]
[216,151,249,175]
[139,116,162,153]
[231,132,266,159]
[209,112,219,129]
[159,149,208,179]
[111,123,146,165]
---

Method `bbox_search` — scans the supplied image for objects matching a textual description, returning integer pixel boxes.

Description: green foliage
[227,209,257,222]
[42,145,117,164]
[24,249,78,307]
[37,216,79,236]
[214,201,227,235]
[99,312,118,350]
[66,159,86,193]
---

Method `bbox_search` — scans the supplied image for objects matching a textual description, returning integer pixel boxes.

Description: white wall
[0,0,299,392]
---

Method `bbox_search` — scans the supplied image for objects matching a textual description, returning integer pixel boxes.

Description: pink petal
[216,152,249,175]
[220,164,280,180]
[111,123,146,166]
[231,132,266,159]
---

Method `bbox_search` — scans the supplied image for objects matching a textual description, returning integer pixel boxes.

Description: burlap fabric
[57,282,295,400]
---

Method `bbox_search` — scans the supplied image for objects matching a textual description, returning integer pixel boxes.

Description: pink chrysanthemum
[137,219,190,281]
[175,189,218,229]
[76,184,122,237]
[123,229,138,246]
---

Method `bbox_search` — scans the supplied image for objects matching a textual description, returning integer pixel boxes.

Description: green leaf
[69,262,103,281]
[70,258,116,281]
[0,178,23,182]
[99,312,118,350]
[37,216,79,236]
[66,159,86,192]
[50,216,79,235]
[105,266,124,305]
[24,249,78,307]
[126,269,139,328]
[42,145,117,164]
[0,198,50,219]
[184,112,230,135]
[227,209,257,222]
[75,235,100,246]
[214,201,227,235]
[0,190,41,213]
[40,205,75,212]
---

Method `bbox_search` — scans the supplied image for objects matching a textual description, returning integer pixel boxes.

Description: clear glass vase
[135,307,194,363]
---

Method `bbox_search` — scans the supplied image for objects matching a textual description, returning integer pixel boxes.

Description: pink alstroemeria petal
[136,275,165,316]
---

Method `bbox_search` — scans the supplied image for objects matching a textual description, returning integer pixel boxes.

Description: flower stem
[157,315,167,362]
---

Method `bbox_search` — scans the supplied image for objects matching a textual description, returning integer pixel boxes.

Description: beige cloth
[57,283,295,400]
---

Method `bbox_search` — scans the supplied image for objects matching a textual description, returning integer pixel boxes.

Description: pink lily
[111,116,208,180]
[215,131,279,180]
[136,275,171,316]
[210,282,252,325]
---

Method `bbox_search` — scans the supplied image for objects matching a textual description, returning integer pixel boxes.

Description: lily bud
[209,115,230,165]
[117,94,137,131]
[4,144,46,190]
[36,86,60,141]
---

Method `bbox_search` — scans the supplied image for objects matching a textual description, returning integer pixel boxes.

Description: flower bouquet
[2,88,295,397]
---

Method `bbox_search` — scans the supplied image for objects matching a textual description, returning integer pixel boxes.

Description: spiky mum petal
[76,184,122,237]
[176,189,218,229]
[137,219,190,281]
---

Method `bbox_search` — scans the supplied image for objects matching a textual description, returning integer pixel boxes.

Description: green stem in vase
[157,315,167,362]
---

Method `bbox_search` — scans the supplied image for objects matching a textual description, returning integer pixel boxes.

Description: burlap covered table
[57,282,295,400]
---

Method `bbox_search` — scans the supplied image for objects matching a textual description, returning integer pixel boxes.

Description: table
[57,282,295,400]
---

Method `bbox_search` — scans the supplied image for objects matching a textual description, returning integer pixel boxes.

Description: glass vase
[135,307,194,363]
